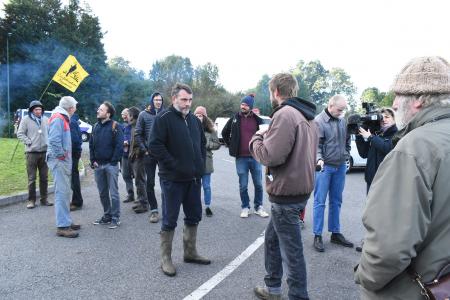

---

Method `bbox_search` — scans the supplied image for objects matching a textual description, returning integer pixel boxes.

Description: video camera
[347,102,383,135]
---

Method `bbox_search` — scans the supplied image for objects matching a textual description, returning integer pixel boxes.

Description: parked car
[346,134,367,172]
[214,115,272,144]
[14,108,92,142]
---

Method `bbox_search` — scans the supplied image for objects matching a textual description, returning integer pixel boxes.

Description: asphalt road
[0,146,367,300]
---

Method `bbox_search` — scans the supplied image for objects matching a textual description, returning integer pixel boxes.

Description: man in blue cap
[222,94,269,218]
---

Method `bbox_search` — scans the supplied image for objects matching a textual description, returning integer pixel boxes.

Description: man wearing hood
[354,56,450,299]
[17,100,52,209]
[47,96,80,238]
[250,73,317,300]
[133,92,165,223]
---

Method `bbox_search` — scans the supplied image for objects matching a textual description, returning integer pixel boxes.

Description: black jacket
[89,119,124,165]
[148,106,206,181]
[221,112,263,157]
[70,114,83,154]
[355,124,398,188]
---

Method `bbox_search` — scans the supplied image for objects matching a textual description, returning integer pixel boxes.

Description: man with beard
[132,92,165,224]
[354,56,450,299]
[221,94,269,219]
[149,83,210,277]
[250,73,318,300]
[90,101,124,229]
[313,95,353,252]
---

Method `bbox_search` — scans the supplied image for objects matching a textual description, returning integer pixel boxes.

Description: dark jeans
[134,155,158,211]
[71,152,83,207]
[121,156,134,197]
[26,152,48,202]
[264,202,309,300]
[160,179,202,231]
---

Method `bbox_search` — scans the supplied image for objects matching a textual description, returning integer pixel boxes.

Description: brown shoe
[26,200,36,209]
[40,200,53,206]
[70,204,82,211]
[133,205,149,214]
[56,227,79,238]
[149,212,159,223]
[70,223,81,230]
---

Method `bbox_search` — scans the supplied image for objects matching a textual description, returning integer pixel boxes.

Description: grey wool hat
[391,56,450,95]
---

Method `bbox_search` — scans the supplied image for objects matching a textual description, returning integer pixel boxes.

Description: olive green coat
[204,130,220,174]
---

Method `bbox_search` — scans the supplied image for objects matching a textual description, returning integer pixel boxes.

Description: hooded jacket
[17,112,49,153]
[135,92,165,153]
[354,104,450,299]
[148,106,206,181]
[46,106,72,162]
[250,98,318,204]
[69,114,83,154]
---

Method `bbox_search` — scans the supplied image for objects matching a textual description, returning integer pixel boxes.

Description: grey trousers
[94,163,120,220]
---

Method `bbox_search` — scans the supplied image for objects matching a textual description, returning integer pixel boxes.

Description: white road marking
[222,159,234,163]
[182,231,265,300]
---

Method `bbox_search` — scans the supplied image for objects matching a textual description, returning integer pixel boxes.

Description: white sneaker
[240,208,250,218]
[255,207,269,218]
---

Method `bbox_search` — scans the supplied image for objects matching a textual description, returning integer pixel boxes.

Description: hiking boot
[108,219,121,229]
[26,200,36,209]
[93,216,112,225]
[314,235,325,252]
[161,230,176,276]
[253,286,282,300]
[133,205,149,214]
[183,224,211,265]
[330,233,354,248]
[40,200,53,206]
[70,223,81,230]
[56,227,79,238]
[149,211,159,223]
[70,204,82,211]
[123,194,134,203]
[205,207,213,217]
[255,207,269,218]
[240,208,250,218]
[132,203,140,209]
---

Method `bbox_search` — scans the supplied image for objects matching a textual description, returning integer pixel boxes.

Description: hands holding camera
[359,127,372,140]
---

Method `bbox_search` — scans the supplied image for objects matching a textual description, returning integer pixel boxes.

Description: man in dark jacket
[250,73,318,300]
[120,108,134,203]
[132,92,165,223]
[90,101,124,229]
[221,94,269,219]
[69,114,84,210]
[149,83,209,277]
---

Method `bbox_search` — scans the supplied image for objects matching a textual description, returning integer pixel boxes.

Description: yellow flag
[52,55,89,92]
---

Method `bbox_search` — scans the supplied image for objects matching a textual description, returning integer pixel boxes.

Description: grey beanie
[391,56,450,95]
[59,96,78,110]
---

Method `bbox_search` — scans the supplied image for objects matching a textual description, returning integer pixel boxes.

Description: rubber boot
[183,224,211,265]
[160,230,176,276]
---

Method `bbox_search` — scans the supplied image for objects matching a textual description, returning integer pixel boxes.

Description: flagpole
[39,79,53,101]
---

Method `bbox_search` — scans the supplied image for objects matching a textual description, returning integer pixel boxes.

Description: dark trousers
[134,155,158,211]
[26,152,48,202]
[121,156,134,197]
[71,152,83,207]
[160,179,202,231]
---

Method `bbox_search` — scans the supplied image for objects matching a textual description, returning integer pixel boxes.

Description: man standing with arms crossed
[313,95,354,252]
[47,96,80,238]
[17,100,52,209]
[222,94,269,218]
[250,73,317,300]
[149,83,210,277]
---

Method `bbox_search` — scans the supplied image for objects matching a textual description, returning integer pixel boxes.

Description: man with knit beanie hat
[222,94,269,218]
[354,57,450,299]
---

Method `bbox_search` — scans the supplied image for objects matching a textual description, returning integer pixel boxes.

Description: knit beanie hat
[391,56,450,95]
[194,106,207,117]
[241,94,255,109]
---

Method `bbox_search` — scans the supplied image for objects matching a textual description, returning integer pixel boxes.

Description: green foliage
[360,87,394,110]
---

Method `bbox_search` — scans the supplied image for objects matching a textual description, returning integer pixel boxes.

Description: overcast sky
[3,0,450,96]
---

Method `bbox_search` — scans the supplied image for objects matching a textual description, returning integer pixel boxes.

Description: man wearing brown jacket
[250,73,318,300]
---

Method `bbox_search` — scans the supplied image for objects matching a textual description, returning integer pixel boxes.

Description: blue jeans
[202,174,211,206]
[264,203,309,300]
[160,179,202,231]
[235,157,263,209]
[313,163,346,235]
[94,163,120,221]
[48,158,73,228]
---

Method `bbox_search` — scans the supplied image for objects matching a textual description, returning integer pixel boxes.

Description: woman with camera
[356,107,398,193]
